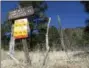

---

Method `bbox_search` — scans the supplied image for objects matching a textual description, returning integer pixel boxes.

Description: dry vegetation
[1,49,89,68]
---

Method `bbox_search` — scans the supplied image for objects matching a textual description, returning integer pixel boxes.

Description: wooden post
[22,39,31,66]
[57,15,66,51]
[9,24,15,56]
[41,17,51,68]
[57,15,71,65]
[8,23,20,64]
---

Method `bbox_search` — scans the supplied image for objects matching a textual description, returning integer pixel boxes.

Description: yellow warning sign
[13,18,29,39]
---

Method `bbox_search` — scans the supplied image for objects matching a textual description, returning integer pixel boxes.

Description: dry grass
[1,49,89,68]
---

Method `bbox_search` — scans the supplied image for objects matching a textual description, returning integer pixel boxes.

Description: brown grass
[1,50,89,68]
